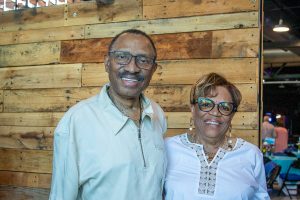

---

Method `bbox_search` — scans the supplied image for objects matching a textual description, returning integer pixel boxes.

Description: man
[274,119,288,152]
[262,115,276,142]
[49,29,167,200]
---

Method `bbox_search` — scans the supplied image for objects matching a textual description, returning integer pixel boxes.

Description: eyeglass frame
[193,97,237,116]
[108,50,156,70]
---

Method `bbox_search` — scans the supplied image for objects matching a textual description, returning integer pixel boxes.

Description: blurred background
[263,0,300,144]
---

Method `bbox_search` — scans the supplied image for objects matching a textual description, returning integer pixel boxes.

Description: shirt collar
[140,92,154,120]
[98,84,154,135]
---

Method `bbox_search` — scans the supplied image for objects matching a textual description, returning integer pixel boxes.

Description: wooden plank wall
[0,0,261,199]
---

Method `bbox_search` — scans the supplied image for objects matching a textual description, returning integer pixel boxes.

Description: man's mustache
[119,72,145,82]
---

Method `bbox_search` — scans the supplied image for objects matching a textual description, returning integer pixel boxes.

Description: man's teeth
[205,121,221,125]
[122,78,138,82]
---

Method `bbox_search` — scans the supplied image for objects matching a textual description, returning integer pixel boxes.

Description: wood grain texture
[0,42,60,67]
[0,113,63,127]
[154,31,213,60]
[0,64,82,89]
[212,28,259,58]
[0,5,65,32]
[86,12,258,38]
[0,171,51,189]
[0,126,54,150]
[0,148,52,173]
[0,26,85,45]
[82,63,108,86]
[3,87,100,112]
[82,58,258,86]
[143,0,258,19]
[62,28,258,63]
[153,28,259,60]
[0,0,141,33]
[166,111,258,130]
[66,0,142,26]
[0,185,49,200]
[60,38,112,63]
[153,58,258,85]
[231,129,259,146]
[0,90,3,112]
[3,84,256,112]
[165,129,259,145]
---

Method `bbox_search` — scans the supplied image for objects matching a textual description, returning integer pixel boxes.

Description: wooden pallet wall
[0,0,261,199]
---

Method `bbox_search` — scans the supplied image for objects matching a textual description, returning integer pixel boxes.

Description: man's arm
[49,118,79,200]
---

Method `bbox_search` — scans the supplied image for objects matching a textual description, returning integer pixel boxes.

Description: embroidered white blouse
[164,133,270,200]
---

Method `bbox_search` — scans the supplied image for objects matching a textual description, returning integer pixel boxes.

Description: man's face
[105,33,157,99]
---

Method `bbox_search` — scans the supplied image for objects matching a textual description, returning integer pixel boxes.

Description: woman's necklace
[107,87,142,125]
[189,134,233,161]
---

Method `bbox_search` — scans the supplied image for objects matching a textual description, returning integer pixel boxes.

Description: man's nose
[124,56,140,73]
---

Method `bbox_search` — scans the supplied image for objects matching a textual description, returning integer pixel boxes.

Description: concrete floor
[270,193,300,200]
[269,185,300,200]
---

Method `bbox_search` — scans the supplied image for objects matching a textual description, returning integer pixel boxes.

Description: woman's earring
[189,117,193,131]
[228,124,232,138]
[228,124,233,149]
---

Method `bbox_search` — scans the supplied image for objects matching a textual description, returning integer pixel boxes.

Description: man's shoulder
[143,96,167,134]
[145,96,164,114]
[263,121,275,128]
[58,93,103,125]
[55,94,102,133]
[67,95,99,115]
[66,86,109,116]
[150,99,163,110]
[147,97,167,123]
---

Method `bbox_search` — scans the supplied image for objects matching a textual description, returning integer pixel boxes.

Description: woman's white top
[164,133,270,200]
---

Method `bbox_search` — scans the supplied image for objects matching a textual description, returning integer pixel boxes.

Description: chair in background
[273,152,288,156]
[265,161,281,193]
[278,158,300,199]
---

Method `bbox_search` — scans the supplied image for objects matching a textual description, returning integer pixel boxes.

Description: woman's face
[192,86,235,140]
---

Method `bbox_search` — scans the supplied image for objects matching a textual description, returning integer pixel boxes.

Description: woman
[164,73,269,200]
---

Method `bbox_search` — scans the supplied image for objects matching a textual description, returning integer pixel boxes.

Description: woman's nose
[209,105,222,117]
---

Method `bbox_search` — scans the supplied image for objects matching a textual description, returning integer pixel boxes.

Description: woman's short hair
[190,73,242,108]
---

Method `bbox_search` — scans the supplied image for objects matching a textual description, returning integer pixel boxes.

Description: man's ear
[104,55,110,72]
[151,63,158,75]
[153,63,158,71]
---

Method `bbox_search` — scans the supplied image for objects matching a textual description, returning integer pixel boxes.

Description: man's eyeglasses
[195,97,237,116]
[109,51,155,70]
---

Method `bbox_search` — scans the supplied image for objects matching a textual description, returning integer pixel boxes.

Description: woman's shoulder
[164,133,191,167]
[236,138,263,156]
